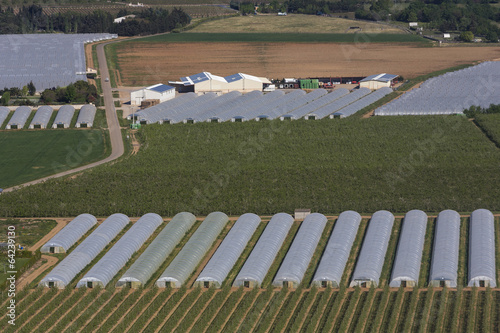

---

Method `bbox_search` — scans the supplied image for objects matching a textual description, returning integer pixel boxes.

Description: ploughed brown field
[116,42,500,86]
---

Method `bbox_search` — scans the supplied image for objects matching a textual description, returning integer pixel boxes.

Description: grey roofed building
[195,213,261,288]
[29,106,53,129]
[233,213,294,288]
[273,213,327,288]
[52,105,75,128]
[468,209,496,287]
[312,211,362,288]
[429,210,461,287]
[389,210,428,287]
[41,214,97,254]
[350,210,395,288]
[39,213,130,289]
[75,104,96,128]
[116,212,196,288]
[77,213,162,288]
[6,106,31,129]
[156,212,229,288]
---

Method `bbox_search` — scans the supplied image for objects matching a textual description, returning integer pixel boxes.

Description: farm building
[429,210,461,287]
[254,89,306,121]
[312,211,362,288]
[52,105,75,128]
[116,212,196,288]
[6,106,31,129]
[233,213,294,288]
[40,214,97,254]
[305,88,371,120]
[350,210,395,288]
[195,213,261,288]
[180,91,241,123]
[135,92,197,124]
[130,83,175,106]
[468,209,496,287]
[330,87,393,118]
[273,213,327,288]
[77,213,162,288]
[39,214,130,288]
[282,89,348,120]
[75,104,96,128]
[231,90,285,122]
[29,106,53,129]
[389,210,428,287]
[0,107,9,127]
[172,72,270,93]
[359,73,399,90]
[156,212,229,288]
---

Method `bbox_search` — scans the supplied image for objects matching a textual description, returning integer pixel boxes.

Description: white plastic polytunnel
[350,210,394,287]
[156,212,229,288]
[116,212,196,288]
[273,213,327,288]
[312,211,362,288]
[75,104,96,128]
[233,213,294,288]
[39,214,130,288]
[29,106,53,129]
[195,213,261,288]
[77,213,161,288]
[41,214,97,254]
[429,210,461,287]
[468,209,496,287]
[0,107,10,127]
[389,210,428,287]
[6,106,31,129]
[52,105,75,128]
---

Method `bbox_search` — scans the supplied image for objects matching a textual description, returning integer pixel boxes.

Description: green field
[0,130,109,189]
[1,116,500,217]
[139,32,429,43]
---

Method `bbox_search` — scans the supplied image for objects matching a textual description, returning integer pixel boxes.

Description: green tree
[460,31,474,42]
[21,85,28,97]
[27,81,36,96]
[408,11,417,22]
[486,30,498,43]
[65,84,76,102]
[1,91,10,106]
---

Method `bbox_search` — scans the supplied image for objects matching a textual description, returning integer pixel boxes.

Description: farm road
[16,255,58,290]
[3,39,124,193]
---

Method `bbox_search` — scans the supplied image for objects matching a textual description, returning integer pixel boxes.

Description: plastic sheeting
[29,106,53,129]
[312,211,362,288]
[389,210,428,287]
[196,213,261,288]
[233,213,294,288]
[77,213,161,288]
[273,213,327,287]
[7,106,31,129]
[331,87,392,118]
[284,89,349,120]
[306,88,371,120]
[429,210,460,287]
[468,209,496,287]
[75,104,96,128]
[0,107,9,127]
[116,212,196,287]
[136,93,197,124]
[52,105,75,128]
[39,213,130,288]
[157,212,229,288]
[350,210,394,287]
[41,214,97,253]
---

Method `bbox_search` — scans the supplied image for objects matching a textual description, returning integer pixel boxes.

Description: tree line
[0,5,190,36]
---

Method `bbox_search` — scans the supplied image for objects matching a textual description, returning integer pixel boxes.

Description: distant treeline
[0,5,190,36]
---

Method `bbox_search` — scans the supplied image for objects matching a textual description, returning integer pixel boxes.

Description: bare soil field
[187,14,403,34]
[115,42,500,86]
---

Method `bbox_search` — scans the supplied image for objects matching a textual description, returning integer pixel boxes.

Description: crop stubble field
[2,215,499,332]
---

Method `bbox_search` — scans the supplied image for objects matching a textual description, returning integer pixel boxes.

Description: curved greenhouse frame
[389,210,428,287]
[29,106,53,129]
[312,211,362,288]
[7,106,31,129]
[39,213,130,288]
[77,213,161,288]
[195,213,261,288]
[52,105,75,128]
[75,104,96,128]
[233,213,294,288]
[0,107,9,127]
[350,210,394,288]
[116,212,196,288]
[273,213,327,288]
[468,209,496,287]
[429,210,461,287]
[156,212,229,288]
[41,214,97,253]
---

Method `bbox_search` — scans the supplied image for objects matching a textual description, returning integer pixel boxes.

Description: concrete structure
[359,74,399,90]
[171,72,271,94]
[130,83,175,106]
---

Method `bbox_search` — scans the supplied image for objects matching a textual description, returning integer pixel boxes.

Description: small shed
[130,83,175,106]
[294,209,311,221]
[359,74,399,90]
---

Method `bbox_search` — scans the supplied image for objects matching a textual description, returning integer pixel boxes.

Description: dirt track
[116,43,500,86]
[16,255,58,290]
